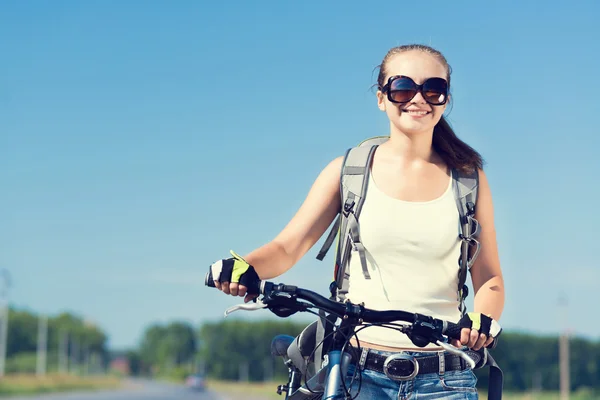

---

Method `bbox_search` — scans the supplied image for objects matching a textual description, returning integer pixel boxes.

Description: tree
[5,307,109,373]
[138,321,197,375]
[198,318,308,381]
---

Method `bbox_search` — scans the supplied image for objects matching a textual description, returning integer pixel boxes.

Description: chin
[396,122,436,136]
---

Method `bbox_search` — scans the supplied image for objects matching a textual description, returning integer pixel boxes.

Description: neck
[383,124,435,163]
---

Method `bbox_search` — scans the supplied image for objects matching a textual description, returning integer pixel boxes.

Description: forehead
[385,51,447,83]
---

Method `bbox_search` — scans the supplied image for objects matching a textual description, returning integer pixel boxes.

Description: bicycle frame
[279,350,352,400]
[279,317,357,400]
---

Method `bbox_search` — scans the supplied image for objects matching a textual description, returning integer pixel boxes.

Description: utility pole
[36,314,48,376]
[558,295,570,400]
[0,269,11,378]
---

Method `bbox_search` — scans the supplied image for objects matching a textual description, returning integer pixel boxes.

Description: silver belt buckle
[383,354,419,381]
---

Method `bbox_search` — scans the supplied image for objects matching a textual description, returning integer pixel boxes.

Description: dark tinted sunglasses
[381,75,449,106]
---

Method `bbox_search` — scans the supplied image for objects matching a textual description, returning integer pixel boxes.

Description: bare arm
[219,156,343,298]
[470,169,505,321]
[460,169,506,349]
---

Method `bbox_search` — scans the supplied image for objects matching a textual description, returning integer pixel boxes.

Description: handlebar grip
[204,270,261,295]
[445,322,463,340]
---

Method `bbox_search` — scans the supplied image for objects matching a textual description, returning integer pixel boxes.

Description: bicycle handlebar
[204,272,464,341]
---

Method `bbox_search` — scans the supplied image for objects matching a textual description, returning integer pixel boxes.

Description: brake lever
[224,298,268,317]
[435,341,476,370]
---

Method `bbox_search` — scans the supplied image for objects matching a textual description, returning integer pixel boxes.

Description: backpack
[302,135,503,400]
[316,135,480,314]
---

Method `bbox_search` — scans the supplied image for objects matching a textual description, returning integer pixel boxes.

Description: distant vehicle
[185,373,206,391]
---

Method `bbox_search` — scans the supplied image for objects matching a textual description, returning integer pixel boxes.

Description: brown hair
[376,44,484,173]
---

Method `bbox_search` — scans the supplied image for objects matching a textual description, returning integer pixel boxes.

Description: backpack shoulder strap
[316,136,388,301]
[453,171,504,400]
[452,167,480,315]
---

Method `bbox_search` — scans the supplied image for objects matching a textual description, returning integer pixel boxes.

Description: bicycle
[204,272,501,399]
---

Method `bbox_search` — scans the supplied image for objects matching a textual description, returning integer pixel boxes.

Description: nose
[410,89,427,104]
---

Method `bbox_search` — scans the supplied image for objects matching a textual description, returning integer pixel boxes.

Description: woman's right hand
[209,250,260,303]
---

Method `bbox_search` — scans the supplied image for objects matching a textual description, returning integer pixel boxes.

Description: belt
[361,349,481,381]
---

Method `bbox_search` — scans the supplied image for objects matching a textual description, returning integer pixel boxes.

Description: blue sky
[2,1,599,349]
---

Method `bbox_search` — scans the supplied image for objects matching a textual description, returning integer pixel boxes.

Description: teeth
[405,110,428,115]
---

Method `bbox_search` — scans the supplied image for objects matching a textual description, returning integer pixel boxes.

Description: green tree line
[476,332,600,391]
[8,306,599,392]
[123,319,308,381]
[129,317,599,392]
[4,307,109,374]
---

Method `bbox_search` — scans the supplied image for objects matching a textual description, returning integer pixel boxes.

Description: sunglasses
[381,75,449,106]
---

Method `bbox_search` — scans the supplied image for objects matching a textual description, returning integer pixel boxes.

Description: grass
[207,379,599,400]
[0,374,123,396]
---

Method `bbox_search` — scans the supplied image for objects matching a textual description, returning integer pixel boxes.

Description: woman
[209,44,505,399]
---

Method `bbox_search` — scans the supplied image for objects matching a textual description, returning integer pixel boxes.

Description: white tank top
[345,169,462,349]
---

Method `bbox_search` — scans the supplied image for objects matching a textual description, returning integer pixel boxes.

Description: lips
[402,109,430,116]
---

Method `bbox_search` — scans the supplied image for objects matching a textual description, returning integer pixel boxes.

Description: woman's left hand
[451,312,502,351]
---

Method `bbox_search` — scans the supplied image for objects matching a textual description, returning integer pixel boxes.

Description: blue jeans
[344,349,479,399]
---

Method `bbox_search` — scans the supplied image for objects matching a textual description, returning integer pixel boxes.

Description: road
[3,379,233,400]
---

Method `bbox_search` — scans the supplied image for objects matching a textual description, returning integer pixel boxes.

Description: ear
[377,90,386,112]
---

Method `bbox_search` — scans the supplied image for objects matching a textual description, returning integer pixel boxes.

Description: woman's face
[377,51,449,136]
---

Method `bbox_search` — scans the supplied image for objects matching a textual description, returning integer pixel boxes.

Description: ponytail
[432,117,484,173]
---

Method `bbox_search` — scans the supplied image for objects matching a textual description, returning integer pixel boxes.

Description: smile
[403,110,430,116]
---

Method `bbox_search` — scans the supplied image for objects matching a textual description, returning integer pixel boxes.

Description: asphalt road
[3,379,229,400]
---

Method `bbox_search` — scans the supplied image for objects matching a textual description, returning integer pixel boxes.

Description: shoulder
[305,156,345,199]
[318,155,345,182]
[329,155,345,170]
[476,168,492,199]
